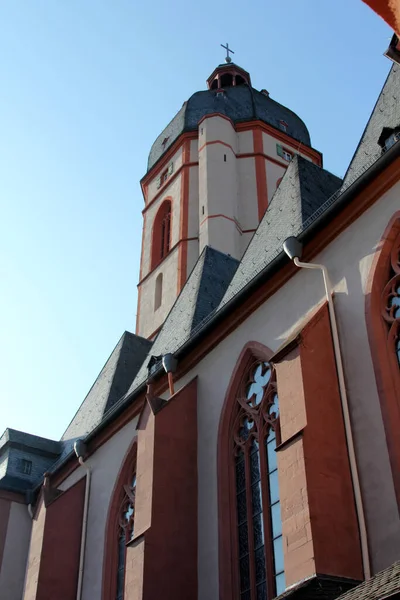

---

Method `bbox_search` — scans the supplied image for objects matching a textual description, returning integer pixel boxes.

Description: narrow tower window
[155,273,163,311]
[151,199,172,269]
[161,210,171,259]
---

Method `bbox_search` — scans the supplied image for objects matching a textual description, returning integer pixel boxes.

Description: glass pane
[253,513,265,550]
[240,555,250,592]
[237,491,247,525]
[251,481,262,516]
[118,534,125,563]
[117,566,125,595]
[250,448,261,483]
[241,591,251,600]
[273,535,284,574]
[239,418,254,441]
[256,581,267,600]
[268,394,279,419]
[254,546,266,584]
[236,457,246,494]
[238,522,249,558]
[269,469,279,504]
[246,363,271,406]
[391,289,400,318]
[271,502,282,538]
[267,428,275,443]
[276,572,286,596]
[266,439,277,472]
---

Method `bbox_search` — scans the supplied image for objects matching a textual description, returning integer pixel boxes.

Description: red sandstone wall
[275,304,363,585]
[125,378,198,600]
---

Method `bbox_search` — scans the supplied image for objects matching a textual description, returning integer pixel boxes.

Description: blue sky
[0,1,391,440]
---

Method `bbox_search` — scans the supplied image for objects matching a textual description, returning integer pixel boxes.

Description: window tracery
[233,361,285,600]
[381,232,400,367]
[116,474,136,600]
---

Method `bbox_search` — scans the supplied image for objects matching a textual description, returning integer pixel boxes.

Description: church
[1,8,400,600]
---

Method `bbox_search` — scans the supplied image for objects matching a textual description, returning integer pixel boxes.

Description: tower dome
[147,63,311,171]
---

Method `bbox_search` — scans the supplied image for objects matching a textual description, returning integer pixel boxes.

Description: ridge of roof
[61,331,152,441]
[0,428,61,456]
[343,63,399,186]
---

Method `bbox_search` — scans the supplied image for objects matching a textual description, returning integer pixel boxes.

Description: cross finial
[221,42,234,64]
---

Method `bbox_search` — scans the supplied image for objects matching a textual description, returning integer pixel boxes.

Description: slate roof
[126,246,239,395]
[148,84,312,171]
[336,561,400,600]
[218,156,342,307]
[274,574,360,600]
[0,428,61,457]
[0,428,62,495]
[62,331,152,440]
[343,64,400,186]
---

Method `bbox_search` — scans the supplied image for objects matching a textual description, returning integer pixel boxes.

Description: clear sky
[0,0,392,440]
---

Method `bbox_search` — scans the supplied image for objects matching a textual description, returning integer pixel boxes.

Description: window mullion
[259,428,276,599]
[245,443,257,600]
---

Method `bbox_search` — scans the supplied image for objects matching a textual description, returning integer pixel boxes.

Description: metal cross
[221,42,235,64]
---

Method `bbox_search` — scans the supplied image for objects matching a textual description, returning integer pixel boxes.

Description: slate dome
[147,63,312,172]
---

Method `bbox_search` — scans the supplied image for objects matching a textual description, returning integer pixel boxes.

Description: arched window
[116,474,136,600]
[218,344,285,600]
[154,273,163,310]
[151,200,171,269]
[102,443,137,600]
[366,213,400,507]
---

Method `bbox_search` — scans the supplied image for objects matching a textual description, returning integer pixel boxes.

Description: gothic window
[366,216,400,510]
[382,234,400,367]
[102,443,137,600]
[116,474,136,600]
[233,360,285,600]
[151,199,172,269]
[160,210,171,259]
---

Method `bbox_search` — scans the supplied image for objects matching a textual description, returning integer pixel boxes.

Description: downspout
[74,440,92,600]
[282,237,371,581]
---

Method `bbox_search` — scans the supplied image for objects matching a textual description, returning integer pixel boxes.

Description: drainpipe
[282,237,371,580]
[74,439,92,600]
[162,353,178,396]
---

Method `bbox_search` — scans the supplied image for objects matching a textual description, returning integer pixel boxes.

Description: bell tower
[136,52,322,340]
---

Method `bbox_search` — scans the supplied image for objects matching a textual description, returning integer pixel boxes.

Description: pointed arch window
[102,443,137,600]
[381,232,400,366]
[234,360,285,600]
[219,346,285,600]
[366,215,400,510]
[151,199,172,269]
[116,474,136,600]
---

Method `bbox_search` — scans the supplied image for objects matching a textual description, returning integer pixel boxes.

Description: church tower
[136,49,322,340]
